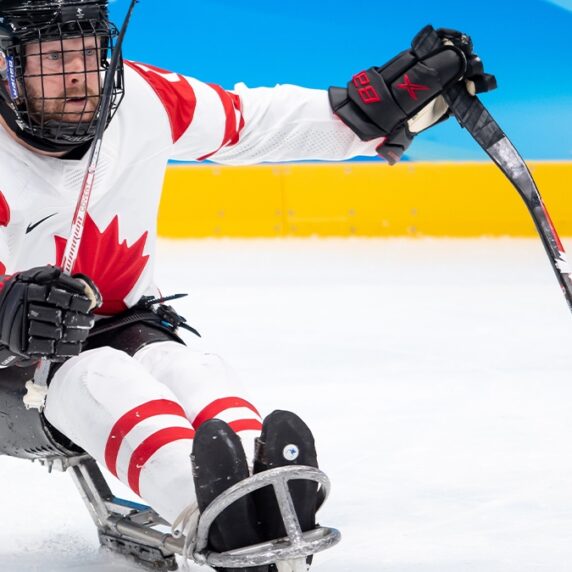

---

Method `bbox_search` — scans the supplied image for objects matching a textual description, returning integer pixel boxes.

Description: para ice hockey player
[0,0,495,570]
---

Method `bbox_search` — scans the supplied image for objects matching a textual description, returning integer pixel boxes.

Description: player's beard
[26,84,101,126]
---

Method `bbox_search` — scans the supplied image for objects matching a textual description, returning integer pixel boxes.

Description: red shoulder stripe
[198,84,244,161]
[229,92,246,138]
[126,61,197,143]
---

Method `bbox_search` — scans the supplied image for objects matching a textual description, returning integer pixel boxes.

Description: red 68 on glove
[352,71,382,104]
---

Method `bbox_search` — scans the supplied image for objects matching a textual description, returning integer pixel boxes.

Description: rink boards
[158,162,572,238]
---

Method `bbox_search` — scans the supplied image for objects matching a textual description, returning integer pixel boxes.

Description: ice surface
[1,238,572,571]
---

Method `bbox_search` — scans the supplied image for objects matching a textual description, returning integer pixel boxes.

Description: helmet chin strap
[0,96,93,155]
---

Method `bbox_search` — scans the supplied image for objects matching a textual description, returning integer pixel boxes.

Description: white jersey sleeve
[125,61,380,164]
[206,83,380,165]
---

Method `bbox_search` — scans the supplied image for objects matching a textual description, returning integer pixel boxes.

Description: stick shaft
[444,83,572,314]
[61,0,138,273]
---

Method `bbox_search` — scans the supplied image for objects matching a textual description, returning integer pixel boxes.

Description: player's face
[23,36,102,125]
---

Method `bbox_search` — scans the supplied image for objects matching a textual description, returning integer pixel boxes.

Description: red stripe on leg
[127,427,196,496]
[228,419,263,434]
[193,397,261,428]
[105,400,187,477]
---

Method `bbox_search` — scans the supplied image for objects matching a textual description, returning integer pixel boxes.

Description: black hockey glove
[329,25,497,164]
[0,266,101,367]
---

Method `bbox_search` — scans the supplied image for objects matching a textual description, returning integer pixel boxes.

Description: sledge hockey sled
[0,366,340,570]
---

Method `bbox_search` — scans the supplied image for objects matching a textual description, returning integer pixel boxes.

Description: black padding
[28,321,62,339]
[376,125,414,165]
[466,55,484,77]
[28,304,62,325]
[27,284,49,302]
[85,310,186,356]
[28,338,55,355]
[46,288,74,309]
[329,87,385,141]
[69,295,93,313]
[63,312,94,328]
[54,341,82,356]
[0,363,82,459]
[0,266,100,363]
[62,327,88,342]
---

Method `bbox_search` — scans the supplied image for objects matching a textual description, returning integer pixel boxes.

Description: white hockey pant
[44,341,263,524]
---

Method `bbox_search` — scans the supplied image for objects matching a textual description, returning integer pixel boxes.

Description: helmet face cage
[0,3,124,147]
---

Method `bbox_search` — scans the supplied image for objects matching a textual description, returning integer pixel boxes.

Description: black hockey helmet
[0,0,125,153]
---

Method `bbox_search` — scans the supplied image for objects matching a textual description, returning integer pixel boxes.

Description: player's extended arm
[169,25,493,166]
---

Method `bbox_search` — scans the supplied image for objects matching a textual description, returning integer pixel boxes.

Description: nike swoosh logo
[26,213,57,234]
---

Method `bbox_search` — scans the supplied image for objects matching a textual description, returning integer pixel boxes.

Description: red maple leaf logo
[0,191,10,227]
[55,214,149,315]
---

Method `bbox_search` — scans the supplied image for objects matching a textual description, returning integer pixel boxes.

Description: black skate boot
[253,410,320,569]
[192,418,268,572]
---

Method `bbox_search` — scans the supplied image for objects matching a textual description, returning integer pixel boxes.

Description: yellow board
[158,162,572,238]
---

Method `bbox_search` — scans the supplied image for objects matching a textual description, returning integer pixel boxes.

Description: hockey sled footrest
[99,530,178,571]
[192,465,341,568]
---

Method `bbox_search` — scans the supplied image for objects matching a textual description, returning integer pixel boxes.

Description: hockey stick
[443,83,572,315]
[26,0,139,408]
[62,0,138,272]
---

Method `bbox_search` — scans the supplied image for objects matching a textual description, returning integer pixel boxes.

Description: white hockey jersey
[0,61,380,315]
